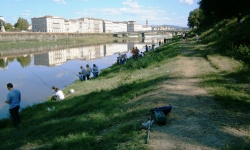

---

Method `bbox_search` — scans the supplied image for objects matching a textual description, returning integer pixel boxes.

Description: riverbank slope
[0,32,126,50]
[0,36,249,149]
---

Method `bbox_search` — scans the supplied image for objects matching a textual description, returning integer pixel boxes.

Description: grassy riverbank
[0,34,249,149]
[0,35,126,50]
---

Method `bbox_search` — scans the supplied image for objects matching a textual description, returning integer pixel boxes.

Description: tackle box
[153,110,166,125]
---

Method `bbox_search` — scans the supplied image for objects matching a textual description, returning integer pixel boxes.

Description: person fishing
[80,66,87,81]
[86,64,92,80]
[145,44,149,52]
[5,83,21,128]
[51,86,65,100]
[92,64,99,78]
[76,72,83,82]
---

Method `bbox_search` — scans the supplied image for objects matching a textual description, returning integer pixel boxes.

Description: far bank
[0,32,135,50]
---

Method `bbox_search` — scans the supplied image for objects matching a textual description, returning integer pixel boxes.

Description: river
[0,36,168,119]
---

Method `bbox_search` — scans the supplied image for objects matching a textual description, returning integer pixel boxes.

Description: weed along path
[143,46,250,149]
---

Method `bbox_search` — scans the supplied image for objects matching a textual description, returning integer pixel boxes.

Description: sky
[1,0,200,27]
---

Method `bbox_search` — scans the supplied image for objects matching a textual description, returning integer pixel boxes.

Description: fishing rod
[58,65,78,76]
[147,115,152,144]
[28,68,52,90]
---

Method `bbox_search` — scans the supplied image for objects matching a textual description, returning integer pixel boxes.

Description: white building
[32,16,65,32]
[113,22,127,33]
[103,21,127,33]
[32,16,104,33]
[103,20,114,33]
[142,26,152,31]
[127,21,143,32]
[152,26,175,31]
[32,15,152,33]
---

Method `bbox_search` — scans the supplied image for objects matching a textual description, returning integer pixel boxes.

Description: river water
[0,36,168,119]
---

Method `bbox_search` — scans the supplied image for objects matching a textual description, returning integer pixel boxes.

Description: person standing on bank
[5,83,21,128]
[86,64,92,80]
[196,34,200,44]
[92,64,99,78]
[131,47,136,60]
[184,33,188,43]
[80,66,87,81]
[145,44,148,52]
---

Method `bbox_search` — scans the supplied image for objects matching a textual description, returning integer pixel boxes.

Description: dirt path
[145,48,249,150]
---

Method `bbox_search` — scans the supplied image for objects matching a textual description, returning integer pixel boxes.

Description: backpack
[150,105,172,115]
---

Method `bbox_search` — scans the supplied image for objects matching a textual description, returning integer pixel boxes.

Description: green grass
[0,38,180,149]
[0,77,169,149]
[0,35,250,149]
[193,15,250,63]
[200,64,250,111]
[0,36,122,50]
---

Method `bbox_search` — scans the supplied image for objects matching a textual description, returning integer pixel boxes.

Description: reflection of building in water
[128,43,145,52]
[34,44,130,66]
[34,50,66,66]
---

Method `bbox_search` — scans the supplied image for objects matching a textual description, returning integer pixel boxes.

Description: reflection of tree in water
[0,57,16,68]
[0,59,8,68]
[8,57,15,62]
[16,55,31,68]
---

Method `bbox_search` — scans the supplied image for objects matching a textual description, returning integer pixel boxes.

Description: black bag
[150,105,172,115]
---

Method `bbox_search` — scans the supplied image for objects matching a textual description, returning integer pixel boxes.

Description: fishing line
[28,68,52,89]
[58,65,78,76]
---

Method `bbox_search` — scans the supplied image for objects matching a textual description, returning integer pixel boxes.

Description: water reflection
[0,37,165,119]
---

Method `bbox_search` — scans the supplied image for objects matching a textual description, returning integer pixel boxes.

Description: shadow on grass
[1,75,249,149]
[0,76,168,150]
[200,70,250,113]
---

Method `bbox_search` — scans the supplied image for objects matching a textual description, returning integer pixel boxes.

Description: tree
[187,8,204,29]
[5,23,13,31]
[14,17,29,31]
[198,0,250,27]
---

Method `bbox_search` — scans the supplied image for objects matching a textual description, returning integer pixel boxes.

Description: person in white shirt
[196,34,200,44]
[51,86,65,100]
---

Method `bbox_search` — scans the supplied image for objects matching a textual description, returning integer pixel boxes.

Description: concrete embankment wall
[0,32,114,41]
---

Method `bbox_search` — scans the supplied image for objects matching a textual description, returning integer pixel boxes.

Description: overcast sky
[1,0,200,27]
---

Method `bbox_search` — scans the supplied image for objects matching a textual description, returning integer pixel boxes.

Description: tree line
[0,17,29,31]
[187,0,250,29]
[187,0,250,63]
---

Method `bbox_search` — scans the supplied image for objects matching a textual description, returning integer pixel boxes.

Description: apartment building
[31,16,153,33]
[127,21,143,32]
[113,22,127,33]
[152,26,175,31]
[32,16,65,32]
[32,16,103,33]
[102,20,127,33]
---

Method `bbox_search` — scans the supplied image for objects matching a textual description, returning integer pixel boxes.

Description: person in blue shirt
[92,64,99,78]
[5,83,21,128]
[80,66,87,81]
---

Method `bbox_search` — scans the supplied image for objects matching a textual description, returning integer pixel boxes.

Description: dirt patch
[143,48,250,150]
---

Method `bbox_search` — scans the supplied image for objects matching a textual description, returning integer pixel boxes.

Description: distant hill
[151,25,189,30]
